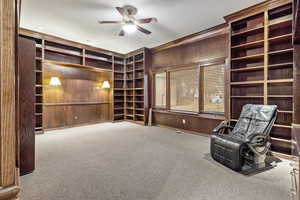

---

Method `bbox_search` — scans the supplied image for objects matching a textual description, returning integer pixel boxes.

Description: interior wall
[150,33,229,135]
[43,62,112,129]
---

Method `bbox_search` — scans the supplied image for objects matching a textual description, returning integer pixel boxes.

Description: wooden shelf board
[36,57,42,60]
[231,66,264,72]
[231,96,264,98]
[268,17,293,28]
[268,33,293,43]
[45,46,83,58]
[268,95,293,98]
[268,48,294,55]
[114,107,124,110]
[231,39,264,49]
[35,113,43,116]
[85,55,112,63]
[231,26,264,37]
[230,80,264,85]
[268,62,293,69]
[44,60,112,73]
[278,110,294,114]
[271,137,291,143]
[135,67,144,71]
[114,114,124,117]
[267,79,293,83]
[114,70,124,73]
[231,53,264,61]
[274,124,292,128]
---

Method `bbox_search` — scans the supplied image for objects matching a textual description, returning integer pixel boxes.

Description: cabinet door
[19,37,36,175]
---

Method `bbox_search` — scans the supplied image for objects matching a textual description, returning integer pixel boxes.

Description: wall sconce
[102,81,110,89]
[49,77,61,86]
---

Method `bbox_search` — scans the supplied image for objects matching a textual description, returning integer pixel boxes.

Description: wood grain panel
[18,37,36,176]
[43,103,110,129]
[0,0,20,199]
[0,0,17,188]
[152,111,224,134]
[43,62,112,129]
[151,34,228,69]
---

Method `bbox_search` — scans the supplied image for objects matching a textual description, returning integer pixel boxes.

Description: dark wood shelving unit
[113,56,125,121]
[228,1,294,156]
[20,31,126,133]
[111,48,150,125]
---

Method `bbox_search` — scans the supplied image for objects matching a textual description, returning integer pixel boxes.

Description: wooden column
[0,0,20,199]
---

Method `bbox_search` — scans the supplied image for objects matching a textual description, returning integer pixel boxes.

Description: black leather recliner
[210,104,278,172]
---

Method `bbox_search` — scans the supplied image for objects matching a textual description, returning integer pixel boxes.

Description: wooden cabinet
[18,37,36,175]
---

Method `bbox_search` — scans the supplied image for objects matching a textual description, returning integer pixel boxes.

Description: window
[170,68,199,112]
[200,64,225,113]
[153,63,225,114]
[155,72,167,108]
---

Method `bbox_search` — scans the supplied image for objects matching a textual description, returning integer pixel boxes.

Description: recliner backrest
[231,104,278,141]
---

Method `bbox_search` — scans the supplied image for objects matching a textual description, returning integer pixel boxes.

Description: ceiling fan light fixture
[122,23,137,33]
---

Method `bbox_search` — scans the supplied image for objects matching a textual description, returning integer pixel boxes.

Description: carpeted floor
[21,122,291,200]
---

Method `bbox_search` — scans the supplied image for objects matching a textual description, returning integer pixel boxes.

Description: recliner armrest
[212,122,233,133]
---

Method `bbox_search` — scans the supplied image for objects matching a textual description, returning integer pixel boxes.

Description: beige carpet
[21,122,291,200]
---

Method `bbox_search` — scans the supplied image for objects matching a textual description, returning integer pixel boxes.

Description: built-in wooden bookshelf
[113,56,125,121]
[112,48,149,125]
[20,30,125,133]
[228,1,294,156]
[124,49,149,125]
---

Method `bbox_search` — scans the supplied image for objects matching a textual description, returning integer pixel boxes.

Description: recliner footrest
[210,134,246,171]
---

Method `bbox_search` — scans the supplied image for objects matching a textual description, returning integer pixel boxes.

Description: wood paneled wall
[43,62,112,129]
[150,30,229,134]
[18,37,36,176]
[0,0,20,199]
[151,34,228,69]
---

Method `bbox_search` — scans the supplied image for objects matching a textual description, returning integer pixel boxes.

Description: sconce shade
[49,77,61,86]
[102,81,110,89]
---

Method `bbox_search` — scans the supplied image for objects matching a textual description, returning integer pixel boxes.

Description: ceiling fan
[98,5,158,36]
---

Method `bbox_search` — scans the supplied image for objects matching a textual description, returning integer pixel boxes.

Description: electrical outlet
[182,119,186,124]
[74,116,78,120]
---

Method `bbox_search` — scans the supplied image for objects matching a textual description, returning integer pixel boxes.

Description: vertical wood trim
[294,45,300,124]
[199,66,204,112]
[264,11,269,105]
[82,49,86,66]
[0,0,17,187]
[224,58,231,120]
[166,72,170,110]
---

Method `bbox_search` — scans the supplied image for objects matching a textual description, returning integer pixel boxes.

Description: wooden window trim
[152,57,226,116]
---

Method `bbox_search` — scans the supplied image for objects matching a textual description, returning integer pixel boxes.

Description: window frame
[153,72,167,109]
[152,58,226,116]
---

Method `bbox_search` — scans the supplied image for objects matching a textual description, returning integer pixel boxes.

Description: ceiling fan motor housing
[123,5,138,16]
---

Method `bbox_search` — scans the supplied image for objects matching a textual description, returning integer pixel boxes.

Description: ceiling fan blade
[98,20,123,24]
[119,29,125,36]
[136,25,151,35]
[135,18,158,24]
[116,7,126,16]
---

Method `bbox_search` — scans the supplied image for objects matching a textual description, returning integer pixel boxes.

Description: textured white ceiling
[21,0,264,54]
